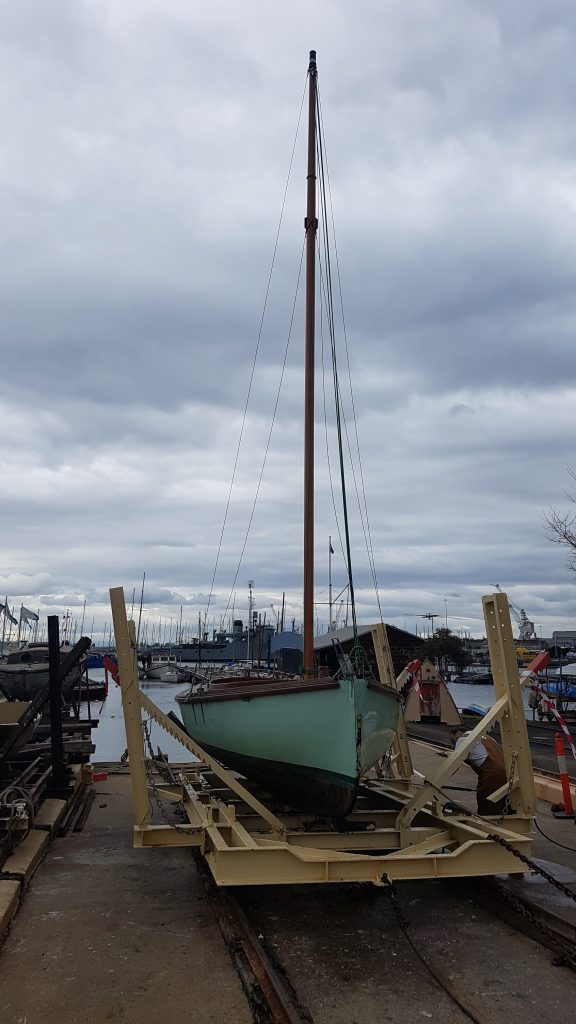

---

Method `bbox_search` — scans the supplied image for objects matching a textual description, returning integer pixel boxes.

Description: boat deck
[177,674,339,703]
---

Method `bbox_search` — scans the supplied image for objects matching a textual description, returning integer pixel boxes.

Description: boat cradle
[109,587,537,888]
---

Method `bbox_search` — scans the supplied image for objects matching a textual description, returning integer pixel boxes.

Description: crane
[491,585,536,642]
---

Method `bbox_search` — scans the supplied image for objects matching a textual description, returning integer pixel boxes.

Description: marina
[2,28,576,1024]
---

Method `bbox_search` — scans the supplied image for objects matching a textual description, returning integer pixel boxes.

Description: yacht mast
[303,49,318,678]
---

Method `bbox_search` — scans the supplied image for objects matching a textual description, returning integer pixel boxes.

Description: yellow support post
[110,586,151,829]
[110,585,286,837]
[483,592,535,817]
[371,624,413,778]
[395,592,535,835]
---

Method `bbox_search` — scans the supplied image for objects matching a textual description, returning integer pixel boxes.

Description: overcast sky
[2,0,576,644]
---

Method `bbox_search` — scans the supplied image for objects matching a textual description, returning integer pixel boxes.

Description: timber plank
[0,829,50,885]
[0,879,20,940]
[35,799,67,835]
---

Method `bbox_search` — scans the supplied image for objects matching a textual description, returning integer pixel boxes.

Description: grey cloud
[1,1,575,639]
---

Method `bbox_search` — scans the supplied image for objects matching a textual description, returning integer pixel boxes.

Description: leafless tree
[544,467,576,572]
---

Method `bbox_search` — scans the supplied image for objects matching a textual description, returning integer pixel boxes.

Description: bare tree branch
[544,471,576,572]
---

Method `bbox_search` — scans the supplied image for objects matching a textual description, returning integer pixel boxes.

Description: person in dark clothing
[450,727,508,815]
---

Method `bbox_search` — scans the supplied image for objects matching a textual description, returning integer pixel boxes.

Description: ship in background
[174,617,281,664]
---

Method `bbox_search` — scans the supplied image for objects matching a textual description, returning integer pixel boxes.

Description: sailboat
[176,51,401,818]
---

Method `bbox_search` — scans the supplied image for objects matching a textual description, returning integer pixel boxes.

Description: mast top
[308,50,317,71]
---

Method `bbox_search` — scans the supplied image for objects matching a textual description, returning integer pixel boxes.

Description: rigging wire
[203,77,308,629]
[318,94,382,616]
[315,91,359,649]
[316,88,387,627]
[319,273,346,566]
[221,241,306,624]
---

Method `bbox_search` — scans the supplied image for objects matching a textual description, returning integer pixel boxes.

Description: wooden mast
[303,49,318,679]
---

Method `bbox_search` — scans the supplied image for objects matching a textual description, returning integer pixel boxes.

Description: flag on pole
[1,601,18,625]
[20,606,39,625]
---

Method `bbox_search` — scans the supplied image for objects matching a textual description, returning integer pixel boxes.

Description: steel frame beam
[371,623,413,779]
[395,592,534,837]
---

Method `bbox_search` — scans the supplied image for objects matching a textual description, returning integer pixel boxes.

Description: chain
[422,773,576,906]
[382,873,410,930]
[486,831,576,904]
[488,878,576,971]
[386,867,576,983]
[142,718,199,836]
[425,777,512,828]
[499,750,517,821]
[382,875,484,1024]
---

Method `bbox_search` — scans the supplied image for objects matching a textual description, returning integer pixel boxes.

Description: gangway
[109,587,537,886]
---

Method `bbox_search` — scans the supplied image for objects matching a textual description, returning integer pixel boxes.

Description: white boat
[144,653,191,684]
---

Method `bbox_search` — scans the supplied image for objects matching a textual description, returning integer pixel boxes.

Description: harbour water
[87,668,196,763]
[88,670,534,763]
[449,680,532,715]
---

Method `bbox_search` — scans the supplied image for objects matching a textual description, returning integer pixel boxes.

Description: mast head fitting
[309,50,317,70]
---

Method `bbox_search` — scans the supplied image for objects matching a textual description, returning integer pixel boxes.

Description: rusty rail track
[194,852,312,1024]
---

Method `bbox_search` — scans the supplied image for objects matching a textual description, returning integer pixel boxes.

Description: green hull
[176,677,400,816]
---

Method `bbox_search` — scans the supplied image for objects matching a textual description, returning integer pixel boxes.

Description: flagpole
[1,599,6,653]
[328,536,333,632]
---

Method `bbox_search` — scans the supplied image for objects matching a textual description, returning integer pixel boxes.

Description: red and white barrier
[553,732,575,817]
[526,677,576,761]
[520,652,576,762]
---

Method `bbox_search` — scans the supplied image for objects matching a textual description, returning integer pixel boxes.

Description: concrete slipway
[0,775,251,1024]
[1,744,576,1024]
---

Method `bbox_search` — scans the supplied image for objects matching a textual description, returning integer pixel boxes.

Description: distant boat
[0,642,83,700]
[460,704,489,720]
[86,650,117,670]
[144,653,191,684]
[176,51,401,818]
[540,678,576,700]
[451,671,493,685]
[175,621,276,664]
